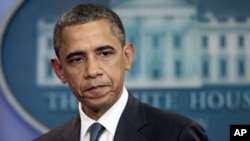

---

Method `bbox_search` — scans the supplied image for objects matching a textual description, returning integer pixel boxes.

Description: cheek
[102,56,125,75]
[65,72,84,97]
[63,68,83,84]
[103,60,125,84]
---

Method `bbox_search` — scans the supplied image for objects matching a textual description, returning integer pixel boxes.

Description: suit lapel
[61,115,81,141]
[114,94,147,141]
[57,94,147,141]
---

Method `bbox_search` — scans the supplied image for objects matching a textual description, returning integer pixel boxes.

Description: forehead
[62,20,112,39]
[58,20,121,56]
[61,20,119,46]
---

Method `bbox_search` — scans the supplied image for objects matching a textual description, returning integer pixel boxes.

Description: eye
[100,51,112,57]
[69,56,84,63]
[74,57,82,62]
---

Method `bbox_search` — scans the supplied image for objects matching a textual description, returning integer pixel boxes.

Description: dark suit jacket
[34,94,209,141]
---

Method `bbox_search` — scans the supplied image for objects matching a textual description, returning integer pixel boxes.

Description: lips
[85,85,104,91]
[83,83,109,93]
[81,85,109,99]
[81,80,112,97]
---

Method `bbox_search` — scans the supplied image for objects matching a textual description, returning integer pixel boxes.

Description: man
[34,3,209,141]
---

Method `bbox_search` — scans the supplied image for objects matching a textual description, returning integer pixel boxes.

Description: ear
[123,43,135,71]
[51,58,67,84]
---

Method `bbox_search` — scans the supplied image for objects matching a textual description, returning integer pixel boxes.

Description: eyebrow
[65,45,115,60]
[95,45,115,52]
[65,51,85,60]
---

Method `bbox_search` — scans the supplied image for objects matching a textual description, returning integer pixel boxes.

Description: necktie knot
[90,123,105,141]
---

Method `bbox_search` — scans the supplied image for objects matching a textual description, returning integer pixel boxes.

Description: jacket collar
[60,94,148,141]
[114,94,148,141]
[61,115,81,141]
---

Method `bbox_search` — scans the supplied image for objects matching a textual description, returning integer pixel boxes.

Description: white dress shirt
[79,87,128,141]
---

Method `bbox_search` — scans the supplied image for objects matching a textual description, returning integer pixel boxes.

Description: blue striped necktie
[90,123,105,141]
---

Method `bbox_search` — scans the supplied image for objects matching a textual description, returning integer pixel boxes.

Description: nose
[85,56,102,79]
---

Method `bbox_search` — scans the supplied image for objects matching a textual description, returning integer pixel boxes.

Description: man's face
[51,20,134,118]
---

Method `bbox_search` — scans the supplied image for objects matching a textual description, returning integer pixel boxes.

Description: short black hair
[53,3,125,57]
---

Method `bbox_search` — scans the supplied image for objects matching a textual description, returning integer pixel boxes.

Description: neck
[81,104,111,121]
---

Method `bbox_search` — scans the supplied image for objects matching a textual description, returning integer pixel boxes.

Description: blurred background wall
[1,0,250,140]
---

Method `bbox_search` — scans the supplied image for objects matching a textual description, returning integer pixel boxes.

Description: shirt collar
[79,87,128,137]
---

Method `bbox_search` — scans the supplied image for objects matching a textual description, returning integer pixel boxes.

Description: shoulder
[142,102,192,127]
[141,102,209,140]
[33,114,80,141]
